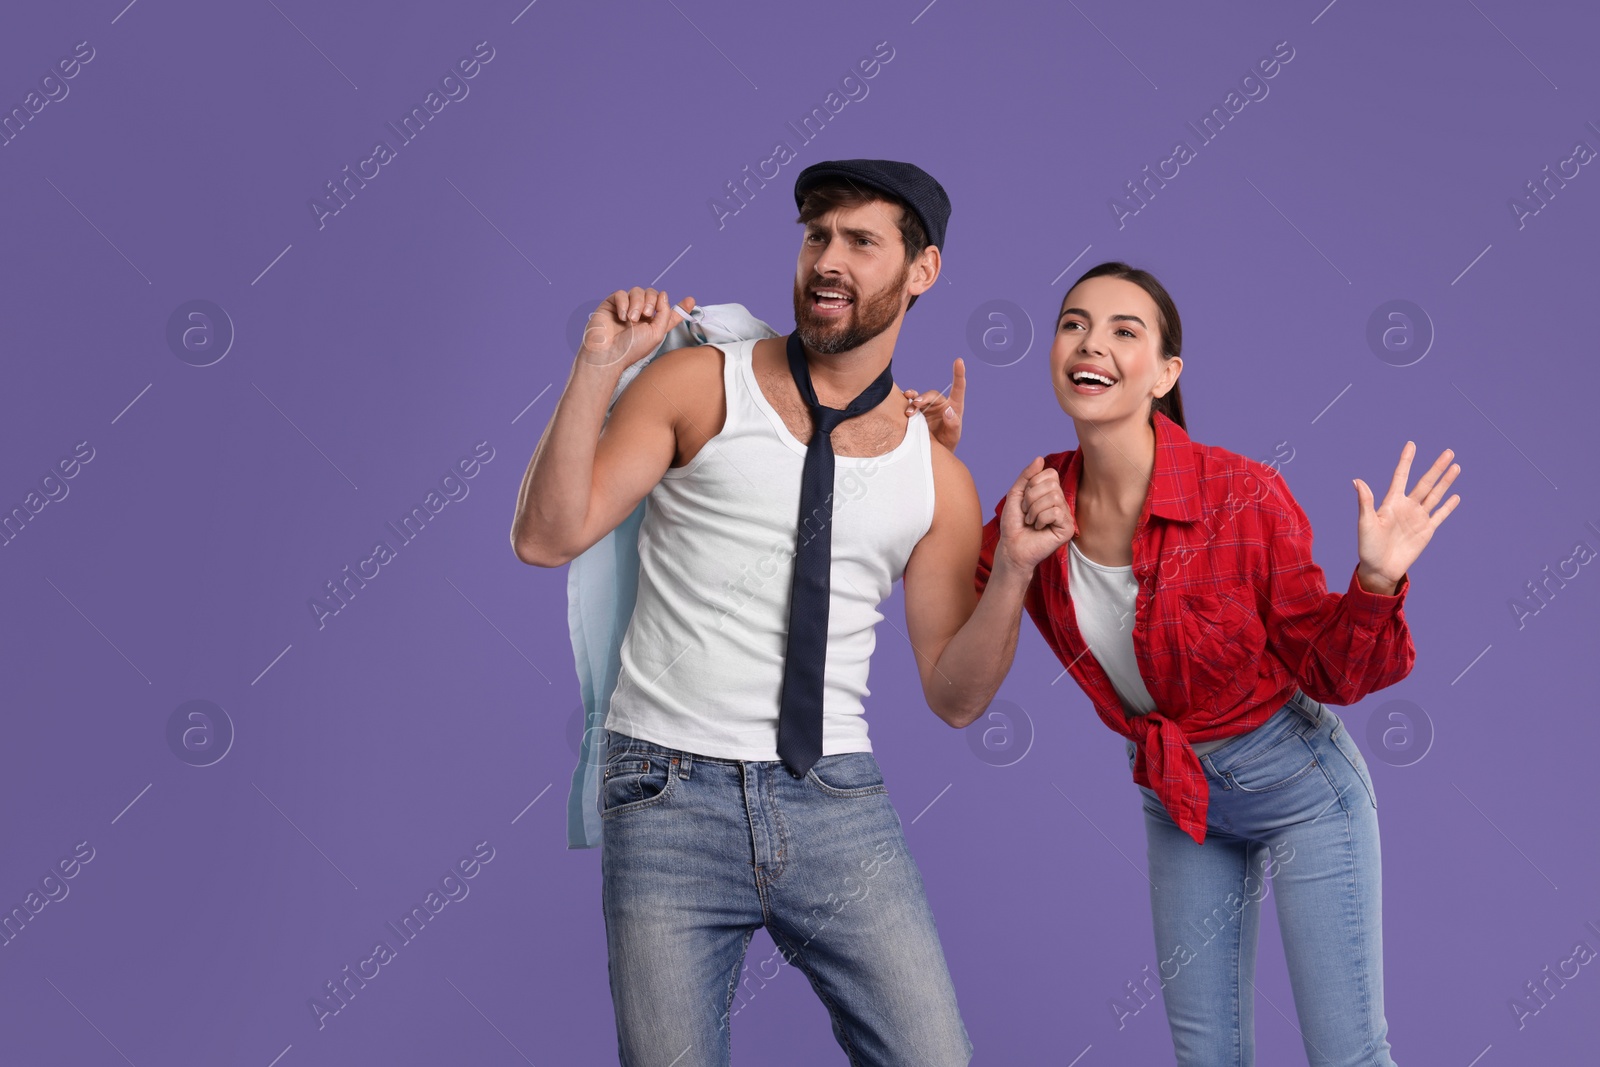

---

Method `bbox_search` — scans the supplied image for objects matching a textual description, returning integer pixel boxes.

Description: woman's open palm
[1354,441,1461,587]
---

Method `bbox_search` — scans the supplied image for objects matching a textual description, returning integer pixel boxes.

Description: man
[511,159,1070,1066]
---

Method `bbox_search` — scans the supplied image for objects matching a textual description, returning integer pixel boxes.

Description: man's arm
[510,288,702,567]
[901,445,1040,728]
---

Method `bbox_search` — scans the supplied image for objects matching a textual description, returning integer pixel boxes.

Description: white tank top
[1067,539,1231,756]
[604,337,936,759]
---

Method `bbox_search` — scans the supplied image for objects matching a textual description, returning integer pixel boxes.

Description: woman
[912,262,1460,1065]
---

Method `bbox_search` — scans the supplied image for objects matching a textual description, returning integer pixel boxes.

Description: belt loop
[1290,688,1321,728]
[673,748,692,779]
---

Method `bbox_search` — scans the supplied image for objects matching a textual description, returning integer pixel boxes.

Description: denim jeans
[599,730,972,1067]
[1127,689,1397,1066]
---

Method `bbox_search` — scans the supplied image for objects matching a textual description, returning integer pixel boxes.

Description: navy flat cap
[793,158,951,253]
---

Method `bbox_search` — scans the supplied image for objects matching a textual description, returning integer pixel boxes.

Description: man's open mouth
[811,288,854,311]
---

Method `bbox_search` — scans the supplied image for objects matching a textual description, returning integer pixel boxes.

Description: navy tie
[777,331,896,779]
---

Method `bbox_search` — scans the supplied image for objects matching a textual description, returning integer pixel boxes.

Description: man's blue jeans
[599,729,972,1066]
[1130,689,1398,1066]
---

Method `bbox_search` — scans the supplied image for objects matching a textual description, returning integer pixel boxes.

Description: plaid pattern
[975,411,1415,843]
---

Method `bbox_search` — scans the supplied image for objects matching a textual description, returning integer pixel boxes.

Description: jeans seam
[767,926,868,1067]
[1310,724,1389,1065]
[804,766,889,798]
[1305,726,1351,821]
[719,926,757,1041]
[768,768,789,886]
[1343,802,1381,1064]
[1232,845,1247,1067]
[1332,724,1379,810]
[743,765,776,922]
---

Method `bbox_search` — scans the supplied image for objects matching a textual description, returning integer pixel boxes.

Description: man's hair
[795,178,931,311]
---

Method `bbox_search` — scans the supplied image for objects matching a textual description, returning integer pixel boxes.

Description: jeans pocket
[1221,732,1320,793]
[601,753,676,818]
[804,753,888,798]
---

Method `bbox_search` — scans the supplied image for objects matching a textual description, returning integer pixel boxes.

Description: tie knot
[813,406,850,435]
[784,332,896,442]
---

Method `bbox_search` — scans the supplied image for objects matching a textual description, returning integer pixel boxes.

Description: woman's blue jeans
[599,729,972,1067]
[1128,689,1398,1066]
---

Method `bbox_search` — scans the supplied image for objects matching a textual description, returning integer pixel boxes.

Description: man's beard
[792,260,909,355]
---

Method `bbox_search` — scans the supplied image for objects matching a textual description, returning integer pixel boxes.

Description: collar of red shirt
[1056,409,1202,528]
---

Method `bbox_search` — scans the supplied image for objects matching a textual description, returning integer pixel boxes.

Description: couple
[510,159,1461,1066]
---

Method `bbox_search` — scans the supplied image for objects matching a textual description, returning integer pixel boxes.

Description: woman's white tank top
[1068,539,1231,756]
[604,337,936,759]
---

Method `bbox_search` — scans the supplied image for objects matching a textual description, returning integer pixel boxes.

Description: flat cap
[793,158,951,253]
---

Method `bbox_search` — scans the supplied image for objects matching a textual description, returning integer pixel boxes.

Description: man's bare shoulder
[624,343,725,410]
[632,342,725,384]
[924,435,980,526]
[927,434,973,483]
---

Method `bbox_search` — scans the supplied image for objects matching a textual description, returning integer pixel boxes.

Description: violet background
[2,0,1597,1064]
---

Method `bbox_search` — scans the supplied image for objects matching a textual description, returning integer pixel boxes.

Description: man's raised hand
[577,287,696,370]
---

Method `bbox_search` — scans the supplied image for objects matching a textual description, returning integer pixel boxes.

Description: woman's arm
[1258,485,1415,704]
[1257,440,1459,702]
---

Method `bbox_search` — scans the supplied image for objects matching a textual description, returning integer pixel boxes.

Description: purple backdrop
[2,0,1596,1063]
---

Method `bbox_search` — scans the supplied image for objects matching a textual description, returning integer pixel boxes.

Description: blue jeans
[1127,690,1397,1066]
[599,730,972,1066]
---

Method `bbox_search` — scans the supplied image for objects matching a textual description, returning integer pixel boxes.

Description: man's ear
[908,245,940,297]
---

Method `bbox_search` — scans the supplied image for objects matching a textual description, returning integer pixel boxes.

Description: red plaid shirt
[975,411,1415,843]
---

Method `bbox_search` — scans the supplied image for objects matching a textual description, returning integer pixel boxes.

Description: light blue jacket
[564,303,781,848]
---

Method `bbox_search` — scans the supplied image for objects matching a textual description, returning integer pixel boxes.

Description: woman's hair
[1065,261,1186,432]
[796,179,931,311]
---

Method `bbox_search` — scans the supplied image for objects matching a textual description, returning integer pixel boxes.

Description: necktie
[777,331,896,778]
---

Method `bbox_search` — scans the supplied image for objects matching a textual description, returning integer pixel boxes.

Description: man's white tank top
[604,337,936,759]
